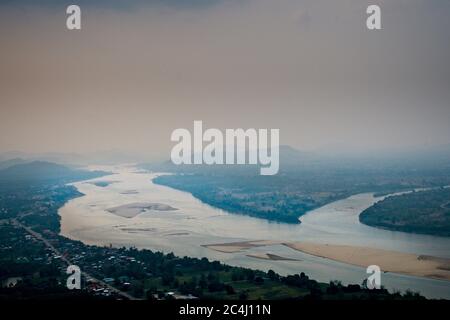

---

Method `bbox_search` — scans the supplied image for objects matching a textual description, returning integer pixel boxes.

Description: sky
[0,0,449,159]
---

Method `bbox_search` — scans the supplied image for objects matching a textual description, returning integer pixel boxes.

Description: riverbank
[205,240,450,282]
[58,167,450,299]
[359,188,450,237]
[285,242,450,281]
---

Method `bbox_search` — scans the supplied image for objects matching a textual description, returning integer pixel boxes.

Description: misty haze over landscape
[1,0,449,156]
[1,0,450,310]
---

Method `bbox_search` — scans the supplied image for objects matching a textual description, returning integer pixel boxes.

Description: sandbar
[107,202,178,218]
[284,242,450,281]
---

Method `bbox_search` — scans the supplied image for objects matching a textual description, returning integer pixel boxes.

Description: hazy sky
[1,0,449,158]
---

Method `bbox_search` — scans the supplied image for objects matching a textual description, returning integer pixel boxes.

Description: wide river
[59,165,450,299]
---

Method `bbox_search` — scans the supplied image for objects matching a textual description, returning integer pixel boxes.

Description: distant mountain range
[1,143,450,174]
[140,144,450,175]
[0,158,29,170]
[0,150,164,166]
[0,160,108,182]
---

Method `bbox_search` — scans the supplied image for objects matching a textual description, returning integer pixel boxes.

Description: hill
[0,158,29,170]
[0,161,108,183]
[359,188,450,237]
[148,145,450,224]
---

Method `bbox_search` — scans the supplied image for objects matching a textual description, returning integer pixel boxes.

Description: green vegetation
[0,161,107,182]
[148,145,450,224]
[153,170,449,224]
[360,188,450,237]
[0,222,424,301]
[0,224,99,300]
[0,160,425,300]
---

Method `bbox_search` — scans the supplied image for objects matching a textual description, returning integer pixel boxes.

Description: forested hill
[148,145,450,224]
[0,161,108,183]
[360,188,450,237]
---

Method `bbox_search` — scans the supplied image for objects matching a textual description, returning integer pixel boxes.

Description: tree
[225,285,235,295]
[267,269,278,280]
[239,291,248,300]
[254,276,264,285]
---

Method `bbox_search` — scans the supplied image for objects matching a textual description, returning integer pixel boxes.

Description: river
[58,165,450,299]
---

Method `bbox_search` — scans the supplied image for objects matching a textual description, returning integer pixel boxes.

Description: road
[10,218,140,300]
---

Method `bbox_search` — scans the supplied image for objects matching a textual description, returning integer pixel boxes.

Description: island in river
[107,202,178,218]
[152,168,450,225]
[360,188,450,237]
[85,180,119,187]
[1,162,428,301]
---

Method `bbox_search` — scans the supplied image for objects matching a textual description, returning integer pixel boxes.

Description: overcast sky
[0,0,449,158]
